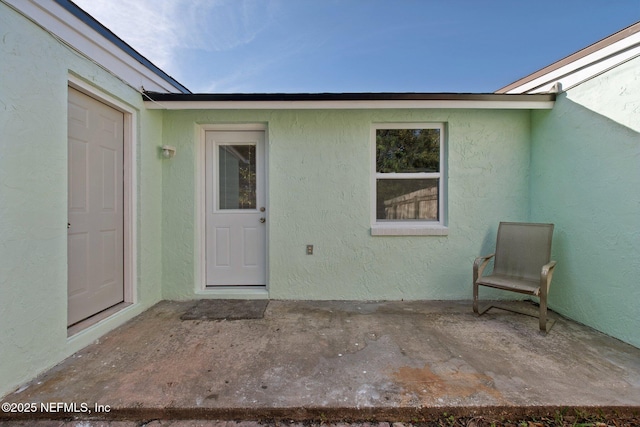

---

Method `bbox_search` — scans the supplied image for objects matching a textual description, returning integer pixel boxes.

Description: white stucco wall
[160,109,533,300]
[531,56,640,348]
[0,4,164,397]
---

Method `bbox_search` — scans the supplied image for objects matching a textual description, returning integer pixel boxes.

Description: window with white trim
[372,123,446,235]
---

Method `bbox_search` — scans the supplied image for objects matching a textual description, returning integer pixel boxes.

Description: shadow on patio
[2,300,640,423]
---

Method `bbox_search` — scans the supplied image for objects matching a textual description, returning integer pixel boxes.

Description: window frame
[370,123,448,236]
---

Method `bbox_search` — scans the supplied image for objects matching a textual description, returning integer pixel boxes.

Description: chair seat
[476,274,540,296]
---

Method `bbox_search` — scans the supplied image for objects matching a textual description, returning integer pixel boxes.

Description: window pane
[219,144,256,209]
[376,179,439,220]
[376,128,440,173]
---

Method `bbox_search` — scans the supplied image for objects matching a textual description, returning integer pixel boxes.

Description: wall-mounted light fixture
[161,145,176,159]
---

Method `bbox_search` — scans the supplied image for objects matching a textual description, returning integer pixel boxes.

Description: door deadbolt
[260,207,266,212]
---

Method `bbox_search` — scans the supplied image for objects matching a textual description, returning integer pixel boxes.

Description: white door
[206,130,266,286]
[67,87,124,326]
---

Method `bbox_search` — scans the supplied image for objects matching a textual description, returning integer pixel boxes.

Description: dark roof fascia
[56,0,191,94]
[143,92,555,103]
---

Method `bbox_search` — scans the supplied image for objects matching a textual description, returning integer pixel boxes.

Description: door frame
[67,75,137,324]
[196,123,269,294]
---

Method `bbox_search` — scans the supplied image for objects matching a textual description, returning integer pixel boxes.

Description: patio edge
[1,405,639,423]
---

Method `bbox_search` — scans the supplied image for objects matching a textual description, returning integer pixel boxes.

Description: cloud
[199,33,325,93]
[180,0,274,52]
[73,0,176,70]
[200,67,260,93]
[73,0,275,77]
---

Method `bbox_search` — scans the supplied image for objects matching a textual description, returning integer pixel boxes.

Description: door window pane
[376,178,439,220]
[219,144,256,209]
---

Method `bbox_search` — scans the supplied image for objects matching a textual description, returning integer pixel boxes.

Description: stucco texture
[161,109,531,301]
[531,56,640,348]
[0,4,163,397]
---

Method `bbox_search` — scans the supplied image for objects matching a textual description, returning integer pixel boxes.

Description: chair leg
[473,283,492,315]
[538,296,556,333]
[473,282,479,314]
[539,297,547,332]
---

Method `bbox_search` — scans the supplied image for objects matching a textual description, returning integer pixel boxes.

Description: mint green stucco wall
[3,0,638,403]
[161,109,532,300]
[531,56,640,348]
[0,4,164,397]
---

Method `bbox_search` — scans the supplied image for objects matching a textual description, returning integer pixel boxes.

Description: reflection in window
[219,144,256,209]
[376,128,440,173]
[374,125,444,223]
[377,179,439,220]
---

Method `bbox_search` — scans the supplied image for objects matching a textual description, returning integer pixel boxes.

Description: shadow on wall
[531,94,640,347]
[478,223,497,258]
[565,72,640,135]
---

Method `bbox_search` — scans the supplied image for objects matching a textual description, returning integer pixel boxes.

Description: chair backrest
[494,222,554,280]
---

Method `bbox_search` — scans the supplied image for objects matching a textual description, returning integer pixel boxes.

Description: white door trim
[68,75,137,312]
[196,124,269,296]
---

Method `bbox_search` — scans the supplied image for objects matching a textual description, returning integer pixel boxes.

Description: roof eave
[497,21,640,94]
[54,0,190,93]
[5,0,190,93]
[142,92,555,110]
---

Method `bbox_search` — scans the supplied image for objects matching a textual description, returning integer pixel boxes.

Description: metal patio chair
[473,222,557,332]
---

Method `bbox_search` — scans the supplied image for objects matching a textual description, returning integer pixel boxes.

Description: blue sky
[73,0,640,93]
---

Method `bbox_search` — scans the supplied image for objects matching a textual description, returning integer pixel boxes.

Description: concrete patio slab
[2,300,640,424]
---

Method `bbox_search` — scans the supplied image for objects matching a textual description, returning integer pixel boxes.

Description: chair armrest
[473,253,495,283]
[542,260,556,276]
[539,260,557,296]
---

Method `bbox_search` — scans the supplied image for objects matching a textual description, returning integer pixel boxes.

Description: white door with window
[67,87,124,326]
[205,131,266,286]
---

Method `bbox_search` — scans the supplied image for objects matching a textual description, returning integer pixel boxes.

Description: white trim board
[145,99,555,110]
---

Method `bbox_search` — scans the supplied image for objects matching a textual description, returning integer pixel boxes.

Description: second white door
[205,130,266,286]
[67,87,124,325]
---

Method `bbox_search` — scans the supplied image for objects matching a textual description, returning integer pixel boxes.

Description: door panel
[67,87,124,326]
[206,131,266,286]
[100,146,117,210]
[68,138,88,211]
[243,227,259,266]
[215,227,231,267]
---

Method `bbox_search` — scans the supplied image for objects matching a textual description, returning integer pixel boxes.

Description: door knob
[259,217,266,223]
